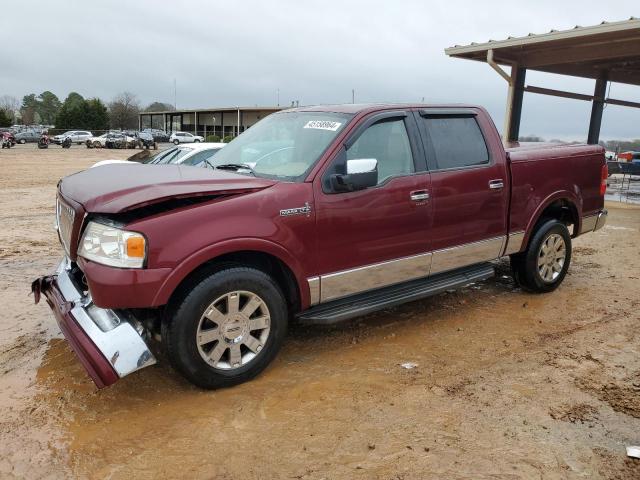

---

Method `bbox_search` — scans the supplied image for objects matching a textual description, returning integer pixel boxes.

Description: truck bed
[506,142,605,235]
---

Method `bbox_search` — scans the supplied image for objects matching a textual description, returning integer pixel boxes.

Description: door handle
[489,179,504,190]
[410,190,430,202]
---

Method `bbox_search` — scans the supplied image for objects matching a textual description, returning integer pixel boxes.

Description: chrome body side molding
[307,276,320,306]
[594,210,607,231]
[430,236,504,275]
[581,210,608,234]
[580,214,599,234]
[319,252,432,303]
[503,231,525,255]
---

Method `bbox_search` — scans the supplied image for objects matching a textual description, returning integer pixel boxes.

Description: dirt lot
[0,145,639,479]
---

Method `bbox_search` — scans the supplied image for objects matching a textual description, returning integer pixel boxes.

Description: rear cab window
[418,112,490,171]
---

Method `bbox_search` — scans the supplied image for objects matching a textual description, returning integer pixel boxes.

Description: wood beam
[605,97,640,109]
[519,37,640,68]
[524,85,594,101]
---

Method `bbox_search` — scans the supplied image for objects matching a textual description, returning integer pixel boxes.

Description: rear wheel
[511,219,572,293]
[163,267,288,389]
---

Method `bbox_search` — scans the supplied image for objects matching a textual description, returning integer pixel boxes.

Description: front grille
[56,196,75,256]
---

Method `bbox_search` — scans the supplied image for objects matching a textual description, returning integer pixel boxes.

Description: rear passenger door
[415,109,508,274]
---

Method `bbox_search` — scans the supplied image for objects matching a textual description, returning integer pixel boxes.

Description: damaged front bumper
[32,258,156,388]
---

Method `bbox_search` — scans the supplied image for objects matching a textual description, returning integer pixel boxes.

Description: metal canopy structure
[445,17,640,144]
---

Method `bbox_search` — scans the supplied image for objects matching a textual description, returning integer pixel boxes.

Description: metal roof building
[139,106,283,139]
[445,17,640,144]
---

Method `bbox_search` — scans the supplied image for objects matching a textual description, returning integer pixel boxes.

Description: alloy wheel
[196,290,271,370]
[537,233,566,283]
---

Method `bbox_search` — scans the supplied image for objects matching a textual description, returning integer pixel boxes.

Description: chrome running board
[298,263,494,325]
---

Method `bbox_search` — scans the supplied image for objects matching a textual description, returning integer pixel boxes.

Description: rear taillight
[600,164,608,196]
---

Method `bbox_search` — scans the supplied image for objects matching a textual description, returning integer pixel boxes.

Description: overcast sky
[1,0,638,140]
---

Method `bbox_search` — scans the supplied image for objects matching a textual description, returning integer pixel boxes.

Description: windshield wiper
[215,163,256,176]
[203,159,215,170]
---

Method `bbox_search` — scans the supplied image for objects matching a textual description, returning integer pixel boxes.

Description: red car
[33,104,608,389]
[1,130,16,148]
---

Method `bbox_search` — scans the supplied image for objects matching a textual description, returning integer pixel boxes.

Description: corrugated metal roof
[446,17,639,54]
[445,18,640,85]
[140,106,283,115]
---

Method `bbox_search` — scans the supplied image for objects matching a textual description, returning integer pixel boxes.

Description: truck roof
[284,103,482,115]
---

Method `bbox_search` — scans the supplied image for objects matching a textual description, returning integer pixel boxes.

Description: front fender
[152,237,310,308]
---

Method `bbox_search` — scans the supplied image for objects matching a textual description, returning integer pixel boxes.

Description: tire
[19,139,26,144]
[511,219,572,293]
[163,267,288,389]
[194,139,200,143]
[173,139,179,145]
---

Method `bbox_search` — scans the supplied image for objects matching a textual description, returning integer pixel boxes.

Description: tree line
[0,92,174,130]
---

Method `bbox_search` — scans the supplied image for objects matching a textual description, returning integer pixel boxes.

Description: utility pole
[173,79,177,110]
[352,89,355,104]
[277,88,280,106]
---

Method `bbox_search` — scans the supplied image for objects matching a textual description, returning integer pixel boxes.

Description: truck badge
[280,202,312,217]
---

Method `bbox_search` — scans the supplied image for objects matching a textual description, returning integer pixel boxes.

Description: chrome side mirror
[331,158,378,192]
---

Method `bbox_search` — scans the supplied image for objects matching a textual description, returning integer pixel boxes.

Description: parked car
[104,133,137,149]
[143,128,171,143]
[14,130,41,144]
[52,130,92,145]
[90,143,226,168]
[33,103,608,390]
[135,131,157,149]
[170,131,204,144]
[1,131,15,148]
[0,129,16,147]
[85,133,110,148]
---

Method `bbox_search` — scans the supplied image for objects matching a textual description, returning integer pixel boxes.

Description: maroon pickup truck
[33,104,608,389]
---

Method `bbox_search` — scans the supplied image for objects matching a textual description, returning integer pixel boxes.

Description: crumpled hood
[59,163,277,213]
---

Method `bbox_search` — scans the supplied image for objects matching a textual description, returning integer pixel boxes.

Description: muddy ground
[0,145,639,479]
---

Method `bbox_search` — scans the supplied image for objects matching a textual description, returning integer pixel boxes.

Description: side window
[347,118,414,184]
[422,116,489,170]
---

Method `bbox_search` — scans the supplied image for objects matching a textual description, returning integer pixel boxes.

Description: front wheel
[173,139,179,145]
[19,139,26,144]
[163,267,288,389]
[511,219,572,293]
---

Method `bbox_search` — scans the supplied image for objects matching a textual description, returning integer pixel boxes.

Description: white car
[85,133,110,148]
[169,131,204,145]
[53,130,93,145]
[91,143,226,168]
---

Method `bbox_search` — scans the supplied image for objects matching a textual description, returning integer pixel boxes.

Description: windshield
[143,146,193,165]
[209,111,352,180]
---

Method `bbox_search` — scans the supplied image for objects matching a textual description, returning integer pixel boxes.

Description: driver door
[313,111,432,303]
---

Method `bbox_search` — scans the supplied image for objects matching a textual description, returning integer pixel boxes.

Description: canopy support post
[587,75,608,144]
[487,50,526,144]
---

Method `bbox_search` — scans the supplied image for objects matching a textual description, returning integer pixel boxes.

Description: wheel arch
[153,239,308,314]
[521,192,581,250]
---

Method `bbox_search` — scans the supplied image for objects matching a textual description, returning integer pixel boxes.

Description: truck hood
[59,163,278,213]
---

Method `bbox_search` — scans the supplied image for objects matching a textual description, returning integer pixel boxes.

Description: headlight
[78,221,146,268]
